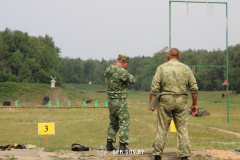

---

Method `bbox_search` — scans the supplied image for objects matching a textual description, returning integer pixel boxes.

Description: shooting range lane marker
[68,101,71,106]
[95,101,98,107]
[170,120,179,147]
[170,120,177,133]
[38,123,55,148]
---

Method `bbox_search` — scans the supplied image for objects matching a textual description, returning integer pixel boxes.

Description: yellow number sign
[38,123,55,135]
[170,120,177,133]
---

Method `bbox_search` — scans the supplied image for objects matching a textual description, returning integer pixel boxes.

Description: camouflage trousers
[152,95,191,157]
[107,98,130,144]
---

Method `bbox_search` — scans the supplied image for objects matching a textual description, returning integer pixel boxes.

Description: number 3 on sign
[38,123,55,135]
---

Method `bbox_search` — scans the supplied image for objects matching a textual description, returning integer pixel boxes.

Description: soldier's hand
[190,105,197,116]
[150,107,155,112]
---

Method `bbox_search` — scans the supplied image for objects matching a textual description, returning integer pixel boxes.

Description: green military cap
[118,54,129,63]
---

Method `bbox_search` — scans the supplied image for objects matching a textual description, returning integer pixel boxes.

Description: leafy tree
[38,49,49,71]
[5,72,17,82]
[0,28,239,92]
[19,63,32,82]
[70,75,80,84]
[0,70,5,82]
[36,69,50,84]
[8,50,23,75]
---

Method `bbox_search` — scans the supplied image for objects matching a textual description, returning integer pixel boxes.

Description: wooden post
[177,133,179,148]
[46,135,48,147]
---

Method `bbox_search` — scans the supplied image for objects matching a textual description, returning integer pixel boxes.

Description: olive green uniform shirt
[150,59,198,95]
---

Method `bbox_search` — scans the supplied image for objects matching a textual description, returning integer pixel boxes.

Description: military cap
[118,54,129,63]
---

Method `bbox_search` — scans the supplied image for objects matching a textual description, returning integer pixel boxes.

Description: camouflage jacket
[150,59,198,95]
[104,63,135,99]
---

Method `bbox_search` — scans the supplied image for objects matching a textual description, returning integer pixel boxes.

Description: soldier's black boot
[106,141,117,151]
[181,157,189,160]
[152,155,161,160]
[119,143,129,154]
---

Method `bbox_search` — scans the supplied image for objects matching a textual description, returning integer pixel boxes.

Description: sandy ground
[1,148,240,160]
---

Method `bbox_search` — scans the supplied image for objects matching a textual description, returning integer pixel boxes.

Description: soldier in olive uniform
[104,54,136,152]
[149,48,198,160]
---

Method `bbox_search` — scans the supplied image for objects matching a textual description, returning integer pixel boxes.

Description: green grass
[128,90,240,150]
[0,82,240,152]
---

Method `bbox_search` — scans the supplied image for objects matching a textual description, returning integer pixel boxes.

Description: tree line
[0,28,239,93]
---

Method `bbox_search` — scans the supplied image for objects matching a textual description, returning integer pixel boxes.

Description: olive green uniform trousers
[107,99,130,144]
[152,95,191,157]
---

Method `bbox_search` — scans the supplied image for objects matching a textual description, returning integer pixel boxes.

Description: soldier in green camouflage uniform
[104,54,136,152]
[149,48,198,160]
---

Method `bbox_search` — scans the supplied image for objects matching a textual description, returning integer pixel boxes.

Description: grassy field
[0,82,240,152]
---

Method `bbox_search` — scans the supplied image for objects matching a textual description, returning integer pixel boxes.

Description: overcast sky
[1,0,239,60]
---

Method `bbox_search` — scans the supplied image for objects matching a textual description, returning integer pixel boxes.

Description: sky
[0,0,239,60]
